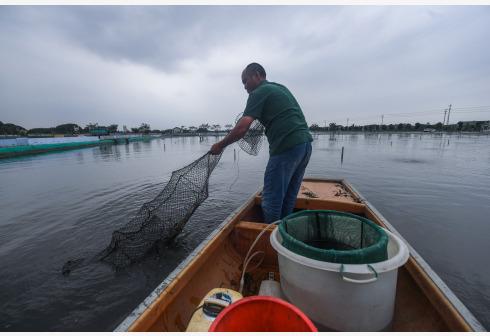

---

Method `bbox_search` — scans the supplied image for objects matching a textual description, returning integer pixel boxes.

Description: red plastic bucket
[209,296,317,332]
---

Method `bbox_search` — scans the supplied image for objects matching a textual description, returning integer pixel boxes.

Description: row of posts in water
[161,134,454,163]
[161,135,208,152]
[338,137,450,165]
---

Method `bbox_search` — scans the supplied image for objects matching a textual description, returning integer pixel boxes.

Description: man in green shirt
[210,63,313,223]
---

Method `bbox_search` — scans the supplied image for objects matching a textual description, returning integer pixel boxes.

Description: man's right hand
[208,116,254,155]
[210,142,224,155]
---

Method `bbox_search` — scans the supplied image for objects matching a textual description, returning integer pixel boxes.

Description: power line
[318,111,489,126]
[317,105,490,125]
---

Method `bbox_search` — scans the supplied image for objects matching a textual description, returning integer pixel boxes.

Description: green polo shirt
[243,80,313,155]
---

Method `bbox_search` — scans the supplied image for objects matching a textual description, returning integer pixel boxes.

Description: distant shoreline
[0,134,155,159]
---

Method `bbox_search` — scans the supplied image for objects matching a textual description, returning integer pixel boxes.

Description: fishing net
[62,115,265,273]
[95,152,222,267]
[279,210,388,264]
[236,113,265,156]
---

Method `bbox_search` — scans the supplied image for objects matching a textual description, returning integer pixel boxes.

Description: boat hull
[115,178,485,332]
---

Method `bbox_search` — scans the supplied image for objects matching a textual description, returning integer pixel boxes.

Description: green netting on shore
[0,140,110,157]
[279,210,388,264]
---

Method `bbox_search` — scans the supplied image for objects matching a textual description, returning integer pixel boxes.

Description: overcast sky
[1,6,489,130]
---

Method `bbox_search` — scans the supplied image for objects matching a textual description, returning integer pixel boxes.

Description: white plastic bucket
[270,226,409,331]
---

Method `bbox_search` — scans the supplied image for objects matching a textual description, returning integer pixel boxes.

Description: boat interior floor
[130,180,465,332]
[148,205,448,331]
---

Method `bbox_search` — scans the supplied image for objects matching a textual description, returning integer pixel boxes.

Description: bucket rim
[270,226,409,274]
[278,210,389,262]
[208,295,318,332]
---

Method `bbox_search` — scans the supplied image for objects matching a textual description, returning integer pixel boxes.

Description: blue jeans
[262,142,312,224]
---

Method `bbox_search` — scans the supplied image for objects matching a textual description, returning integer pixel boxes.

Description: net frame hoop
[278,209,389,261]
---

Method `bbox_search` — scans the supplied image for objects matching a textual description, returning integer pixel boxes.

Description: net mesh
[279,210,388,264]
[96,152,222,267]
[62,116,264,273]
[236,113,265,156]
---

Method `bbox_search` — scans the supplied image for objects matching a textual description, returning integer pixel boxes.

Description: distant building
[423,128,436,133]
[172,127,183,134]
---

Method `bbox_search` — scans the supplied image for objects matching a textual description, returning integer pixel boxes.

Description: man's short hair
[244,63,266,78]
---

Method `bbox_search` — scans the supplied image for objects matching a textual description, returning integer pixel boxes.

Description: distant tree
[309,123,320,131]
[139,123,151,134]
[475,121,487,132]
[86,123,99,130]
[54,123,80,134]
[199,123,210,130]
[131,127,139,133]
[0,122,26,135]
[329,123,337,131]
[28,127,53,135]
[107,124,118,133]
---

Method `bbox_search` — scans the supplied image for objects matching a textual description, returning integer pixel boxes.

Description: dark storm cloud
[0,6,296,72]
[1,6,489,129]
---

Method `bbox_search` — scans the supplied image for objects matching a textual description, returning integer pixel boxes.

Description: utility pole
[447,104,452,125]
[324,120,327,128]
[381,115,384,131]
[443,109,447,125]
[346,118,349,131]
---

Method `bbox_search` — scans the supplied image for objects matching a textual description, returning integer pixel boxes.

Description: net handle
[339,264,378,284]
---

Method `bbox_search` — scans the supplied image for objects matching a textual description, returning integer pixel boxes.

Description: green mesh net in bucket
[279,210,388,264]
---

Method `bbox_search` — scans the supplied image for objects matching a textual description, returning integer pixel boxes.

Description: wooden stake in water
[341,146,344,164]
[164,143,166,151]
[234,148,236,161]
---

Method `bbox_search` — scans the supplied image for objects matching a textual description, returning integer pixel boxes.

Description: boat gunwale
[115,176,485,332]
[114,189,258,331]
[342,178,485,332]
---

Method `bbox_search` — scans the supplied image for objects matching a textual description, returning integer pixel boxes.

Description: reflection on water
[0,133,489,330]
[392,158,431,164]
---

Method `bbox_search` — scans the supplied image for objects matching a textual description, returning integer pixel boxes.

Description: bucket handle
[340,264,378,284]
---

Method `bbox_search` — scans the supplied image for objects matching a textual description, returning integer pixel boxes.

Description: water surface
[0,133,489,330]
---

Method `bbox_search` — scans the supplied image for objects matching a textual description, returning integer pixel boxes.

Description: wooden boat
[115,178,485,332]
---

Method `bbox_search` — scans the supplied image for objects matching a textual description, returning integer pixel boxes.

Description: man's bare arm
[210,116,254,154]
